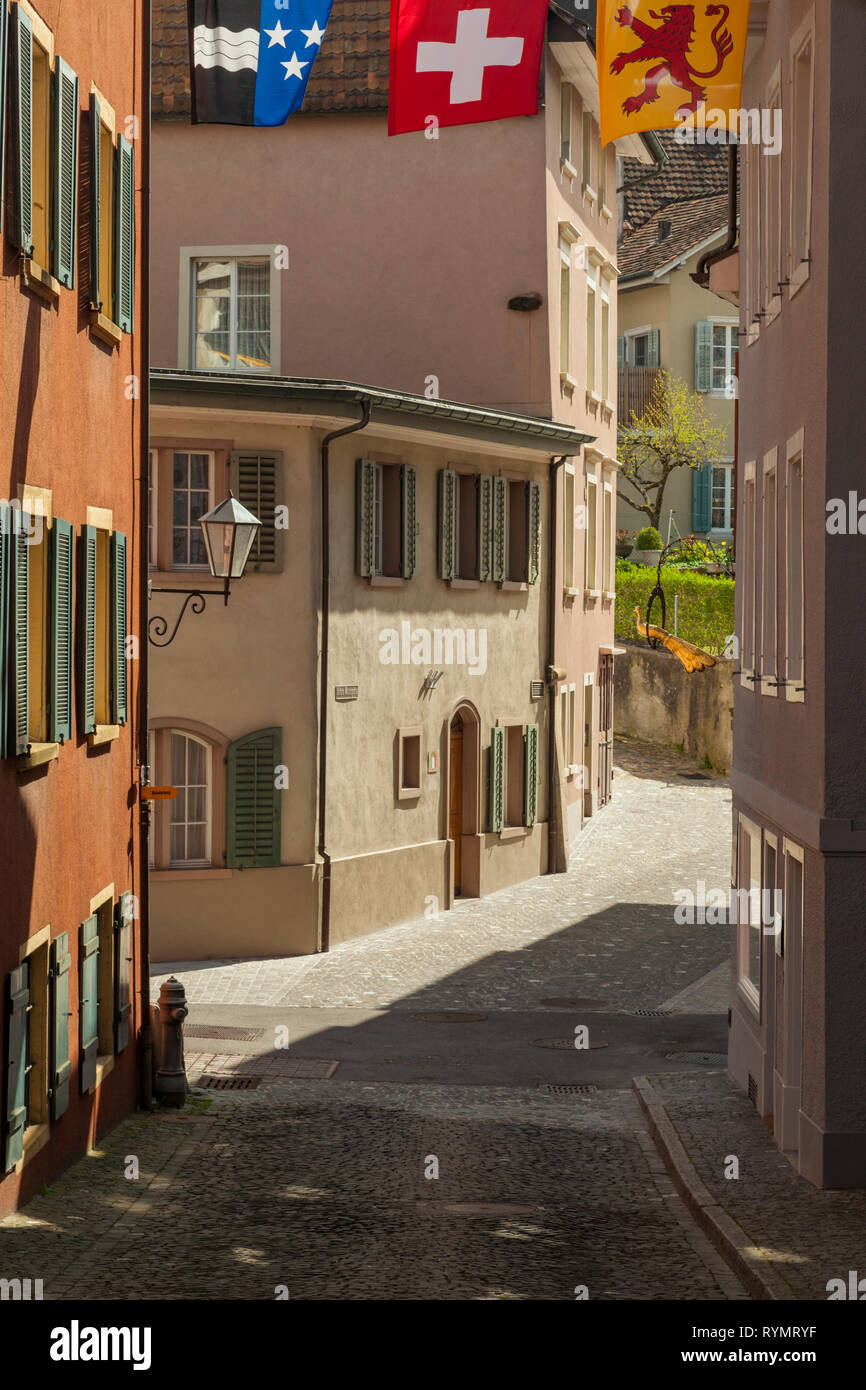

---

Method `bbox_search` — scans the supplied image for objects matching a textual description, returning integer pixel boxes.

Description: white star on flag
[301,20,326,47]
[264,20,291,48]
[282,52,310,80]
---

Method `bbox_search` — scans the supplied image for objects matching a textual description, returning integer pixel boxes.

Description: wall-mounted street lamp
[148,493,261,647]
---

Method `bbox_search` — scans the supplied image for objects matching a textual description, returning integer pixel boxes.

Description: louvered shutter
[52,58,79,288]
[227,728,282,868]
[355,458,377,578]
[88,94,101,310]
[12,5,33,256]
[438,469,457,580]
[524,724,540,827]
[647,329,661,368]
[4,963,29,1172]
[79,526,97,736]
[13,523,29,756]
[617,336,626,370]
[477,475,493,582]
[0,505,10,758]
[0,0,8,239]
[527,481,541,584]
[695,321,713,392]
[50,934,72,1121]
[114,893,134,1052]
[492,477,507,583]
[50,519,73,743]
[692,462,713,533]
[400,465,417,579]
[115,135,134,332]
[229,451,284,573]
[79,915,99,1091]
[111,531,127,726]
[489,727,505,834]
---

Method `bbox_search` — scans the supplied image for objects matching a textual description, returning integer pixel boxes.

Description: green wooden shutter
[114,893,134,1052]
[438,469,457,580]
[400,465,417,579]
[111,531,127,726]
[647,329,661,368]
[79,915,99,1092]
[115,135,135,332]
[79,525,97,736]
[0,505,10,758]
[524,723,540,827]
[50,519,73,743]
[695,321,713,392]
[492,476,507,583]
[0,0,9,239]
[12,5,33,256]
[4,963,30,1172]
[52,58,79,288]
[527,481,541,585]
[489,727,505,834]
[227,727,282,868]
[229,451,284,572]
[355,458,377,578]
[692,463,713,533]
[477,475,493,582]
[617,336,626,370]
[88,94,102,310]
[50,934,72,1121]
[13,523,29,757]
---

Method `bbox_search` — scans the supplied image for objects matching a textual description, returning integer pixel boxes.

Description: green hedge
[614,561,735,656]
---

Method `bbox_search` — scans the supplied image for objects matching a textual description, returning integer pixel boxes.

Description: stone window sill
[90,311,123,347]
[499,826,530,841]
[93,1054,115,1089]
[18,1122,51,1170]
[560,372,578,394]
[21,258,60,303]
[500,580,528,592]
[368,575,406,587]
[560,157,577,182]
[150,868,233,881]
[89,725,120,747]
[19,742,60,770]
[449,578,481,589]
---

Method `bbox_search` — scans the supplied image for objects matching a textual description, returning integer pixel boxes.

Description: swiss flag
[388,1,550,136]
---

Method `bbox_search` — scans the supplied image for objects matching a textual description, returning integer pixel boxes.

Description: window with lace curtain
[191,256,272,372]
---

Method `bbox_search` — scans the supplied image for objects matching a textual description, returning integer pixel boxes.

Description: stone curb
[633,1074,796,1302]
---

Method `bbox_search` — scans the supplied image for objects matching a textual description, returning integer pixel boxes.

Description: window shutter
[12,5,33,256]
[695,321,713,392]
[229,451,284,573]
[4,964,29,1172]
[13,522,29,757]
[79,525,97,736]
[0,0,8,239]
[489,727,505,834]
[400,465,417,579]
[647,329,661,368]
[617,335,626,370]
[52,58,79,288]
[114,893,134,1052]
[527,480,541,584]
[50,934,72,1121]
[692,462,713,533]
[115,135,135,332]
[50,519,73,743]
[477,475,492,582]
[438,469,457,580]
[79,915,99,1092]
[524,723,540,827]
[88,94,101,310]
[111,531,127,726]
[227,727,282,869]
[355,458,377,578]
[0,504,10,758]
[492,476,507,583]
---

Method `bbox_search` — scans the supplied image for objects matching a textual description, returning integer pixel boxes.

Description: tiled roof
[620,130,731,233]
[153,0,391,118]
[617,191,730,278]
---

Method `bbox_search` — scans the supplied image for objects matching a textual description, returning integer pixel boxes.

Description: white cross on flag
[388,1,550,136]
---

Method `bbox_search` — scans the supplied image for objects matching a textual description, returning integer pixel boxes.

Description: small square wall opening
[398,727,422,800]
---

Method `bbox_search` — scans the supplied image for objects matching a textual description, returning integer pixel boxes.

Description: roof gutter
[692,144,738,287]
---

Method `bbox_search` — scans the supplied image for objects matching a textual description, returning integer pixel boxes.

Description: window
[359,459,416,580]
[630,332,650,367]
[398,727,422,799]
[560,81,573,168]
[563,465,576,591]
[560,237,572,379]
[490,723,538,832]
[78,519,127,738]
[790,16,814,294]
[507,480,527,582]
[764,75,783,313]
[785,435,804,700]
[747,142,762,328]
[456,473,479,580]
[740,463,757,685]
[582,112,594,196]
[585,265,597,393]
[148,450,158,567]
[172,451,213,569]
[711,324,737,392]
[600,289,610,403]
[560,683,577,774]
[761,453,777,693]
[89,91,134,334]
[192,257,271,371]
[170,732,212,866]
[736,817,762,1012]
[585,474,598,590]
[439,472,538,586]
[598,136,608,210]
[711,464,734,532]
[3,932,50,1169]
[602,481,613,594]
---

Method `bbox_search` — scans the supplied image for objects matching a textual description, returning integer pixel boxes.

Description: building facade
[0,0,146,1215]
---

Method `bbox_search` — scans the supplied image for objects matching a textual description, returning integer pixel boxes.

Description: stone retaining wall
[614,640,733,773]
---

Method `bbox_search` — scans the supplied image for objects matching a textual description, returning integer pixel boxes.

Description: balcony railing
[618,367,663,426]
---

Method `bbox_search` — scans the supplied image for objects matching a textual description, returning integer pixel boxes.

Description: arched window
[169,731,211,866]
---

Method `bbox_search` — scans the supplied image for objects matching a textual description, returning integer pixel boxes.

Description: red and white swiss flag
[388,1,550,136]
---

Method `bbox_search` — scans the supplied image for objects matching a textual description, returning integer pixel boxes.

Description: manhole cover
[665,1051,728,1065]
[412,1011,488,1023]
[632,1009,672,1017]
[184,1025,265,1042]
[539,997,606,1009]
[197,1074,261,1090]
[679,772,710,781]
[529,1038,609,1051]
[538,1083,600,1095]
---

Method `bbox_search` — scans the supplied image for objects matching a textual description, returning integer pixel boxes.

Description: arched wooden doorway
[447,703,481,898]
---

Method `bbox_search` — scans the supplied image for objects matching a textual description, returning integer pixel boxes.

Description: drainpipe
[318,400,372,952]
[547,455,567,875]
[693,144,739,287]
[137,0,153,1107]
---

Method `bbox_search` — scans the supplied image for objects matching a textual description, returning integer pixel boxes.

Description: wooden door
[449,715,463,893]
[598,655,614,808]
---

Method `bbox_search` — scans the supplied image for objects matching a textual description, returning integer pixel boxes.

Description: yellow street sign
[142,786,178,802]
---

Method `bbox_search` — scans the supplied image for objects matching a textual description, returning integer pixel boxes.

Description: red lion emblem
[610,4,735,118]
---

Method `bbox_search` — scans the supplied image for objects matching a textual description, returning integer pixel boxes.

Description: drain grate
[632,1009,672,1017]
[412,1011,488,1023]
[539,997,606,1010]
[184,1025,265,1042]
[538,1082,600,1095]
[530,1038,609,1051]
[665,1051,727,1066]
[197,1074,261,1091]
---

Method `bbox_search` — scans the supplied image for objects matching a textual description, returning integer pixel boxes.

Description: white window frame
[582,112,596,201]
[764,64,783,324]
[602,476,614,597]
[585,470,598,594]
[710,460,735,534]
[170,450,215,571]
[789,10,815,299]
[168,730,213,869]
[784,429,805,703]
[740,460,757,691]
[745,141,762,344]
[623,324,652,367]
[148,448,158,568]
[585,263,597,398]
[600,284,611,406]
[709,320,738,394]
[761,449,778,697]
[559,682,577,777]
[179,244,281,374]
[736,814,762,1016]
[560,81,576,178]
[563,462,577,595]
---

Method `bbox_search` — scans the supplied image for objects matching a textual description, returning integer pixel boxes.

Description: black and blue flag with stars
[188,0,333,126]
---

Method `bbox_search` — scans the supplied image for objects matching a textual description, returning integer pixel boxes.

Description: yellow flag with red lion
[597,2,751,147]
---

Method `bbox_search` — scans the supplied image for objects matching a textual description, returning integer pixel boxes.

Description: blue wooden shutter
[79,526,97,736]
[647,329,661,368]
[52,57,79,288]
[438,469,457,580]
[355,458,376,578]
[111,531,127,726]
[114,893,134,1052]
[400,465,417,579]
[50,934,72,1121]
[695,321,713,392]
[229,451,284,572]
[527,481,541,584]
[13,523,29,756]
[0,505,10,758]
[692,463,713,533]
[491,477,507,583]
[12,4,33,256]
[115,135,135,332]
[227,728,282,868]
[88,94,102,310]
[477,475,492,582]
[489,727,505,833]
[79,915,99,1091]
[0,0,8,239]
[50,519,73,743]
[4,964,30,1172]
[524,724,540,827]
